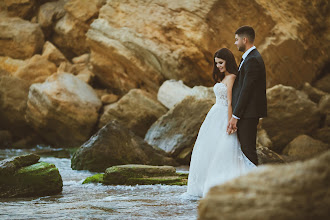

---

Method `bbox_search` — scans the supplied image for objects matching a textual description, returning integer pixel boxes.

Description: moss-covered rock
[82,173,104,184]
[0,154,63,198]
[71,120,178,172]
[102,164,187,186]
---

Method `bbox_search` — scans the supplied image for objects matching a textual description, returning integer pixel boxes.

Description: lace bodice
[213,82,228,106]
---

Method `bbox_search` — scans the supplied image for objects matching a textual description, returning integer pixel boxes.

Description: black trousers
[237,118,259,166]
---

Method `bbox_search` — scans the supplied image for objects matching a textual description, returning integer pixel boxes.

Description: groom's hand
[227,117,238,134]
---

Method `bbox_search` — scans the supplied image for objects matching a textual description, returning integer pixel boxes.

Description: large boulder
[51,0,106,58]
[198,150,330,220]
[0,154,63,198]
[0,75,31,137]
[25,72,102,147]
[86,0,329,95]
[157,79,215,109]
[262,84,321,152]
[0,13,44,59]
[71,120,178,172]
[282,135,329,160]
[145,96,215,164]
[13,54,57,84]
[98,89,168,138]
[157,80,194,109]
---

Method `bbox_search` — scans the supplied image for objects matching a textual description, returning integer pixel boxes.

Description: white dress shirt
[232,45,256,120]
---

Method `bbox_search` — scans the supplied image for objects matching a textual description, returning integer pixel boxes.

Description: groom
[227,26,267,166]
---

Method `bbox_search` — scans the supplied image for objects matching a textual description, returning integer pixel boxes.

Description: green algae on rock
[82,173,104,184]
[0,154,63,198]
[102,164,187,186]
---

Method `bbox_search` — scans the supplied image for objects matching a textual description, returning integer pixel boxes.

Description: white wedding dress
[186,82,257,198]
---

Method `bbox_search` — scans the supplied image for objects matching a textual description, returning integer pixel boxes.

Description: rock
[157,80,215,109]
[3,0,37,19]
[99,89,168,138]
[13,54,57,84]
[256,129,273,149]
[0,130,12,148]
[0,56,26,74]
[190,85,215,100]
[52,13,90,58]
[103,164,187,185]
[86,0,329,95]
[64,0,106,22]
[37,0,65,30]
[256,128,284,164]
[313,73,330,93]
[0,75,31,137]
[283,135,329,160]
[25,72,102,147]
[157,80,193,109]
[262,84,321,152]
[256,145,285,164]
[82,173,104,184]
[319,94,330,115]
[301,82,327,103]
[42,41,69,67]
[0,13,44,59]
[72,53,90,64]
[72,120,177,172]
[0,154,63,198]
[51,0,106,58]
[145,96,215,164]
[75,70,94,84]
[311,127,330,144]
[198,150,330,220]
[101,94,119,104]
[0,154,40,176]
[57,61,74,73]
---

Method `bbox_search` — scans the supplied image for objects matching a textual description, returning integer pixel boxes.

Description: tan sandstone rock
[0,75,31,136]
[25,72,102,147]
[0,13,44,59]
[86,0,329,96]
[198,150,330,220]
[262,84,321,152]
[13,54,57,84]
[42,41,68,67]
[51,0,106,57]
[0,56,26,74]
[283,134,329,160]
[99,89,168,138]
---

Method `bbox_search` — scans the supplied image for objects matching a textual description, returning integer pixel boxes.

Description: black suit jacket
[232,48,267,119]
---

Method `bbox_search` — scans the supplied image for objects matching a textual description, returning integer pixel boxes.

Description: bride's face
[215,57,226,73]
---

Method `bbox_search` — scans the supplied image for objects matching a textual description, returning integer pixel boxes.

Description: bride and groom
[186,26,267,198]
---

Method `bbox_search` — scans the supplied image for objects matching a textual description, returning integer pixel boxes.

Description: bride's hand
[227,117,238,134]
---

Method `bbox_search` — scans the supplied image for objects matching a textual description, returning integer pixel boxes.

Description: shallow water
[0,148,199,220]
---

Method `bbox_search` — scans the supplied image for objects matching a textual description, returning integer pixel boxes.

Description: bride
[186,48,257,198]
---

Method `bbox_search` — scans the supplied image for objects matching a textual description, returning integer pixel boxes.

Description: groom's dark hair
[235,26,255,43]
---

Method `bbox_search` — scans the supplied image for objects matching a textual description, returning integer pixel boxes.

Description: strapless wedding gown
[186,82,257,198]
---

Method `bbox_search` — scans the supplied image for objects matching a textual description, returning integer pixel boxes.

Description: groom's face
[235,34,246,52]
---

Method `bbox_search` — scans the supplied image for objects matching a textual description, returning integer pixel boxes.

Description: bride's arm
[226,74,236,122]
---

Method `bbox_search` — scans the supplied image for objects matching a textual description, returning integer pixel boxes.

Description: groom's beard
[238,45,246,52]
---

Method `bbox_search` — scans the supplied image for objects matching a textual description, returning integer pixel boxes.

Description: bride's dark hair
[212,48,238,83]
